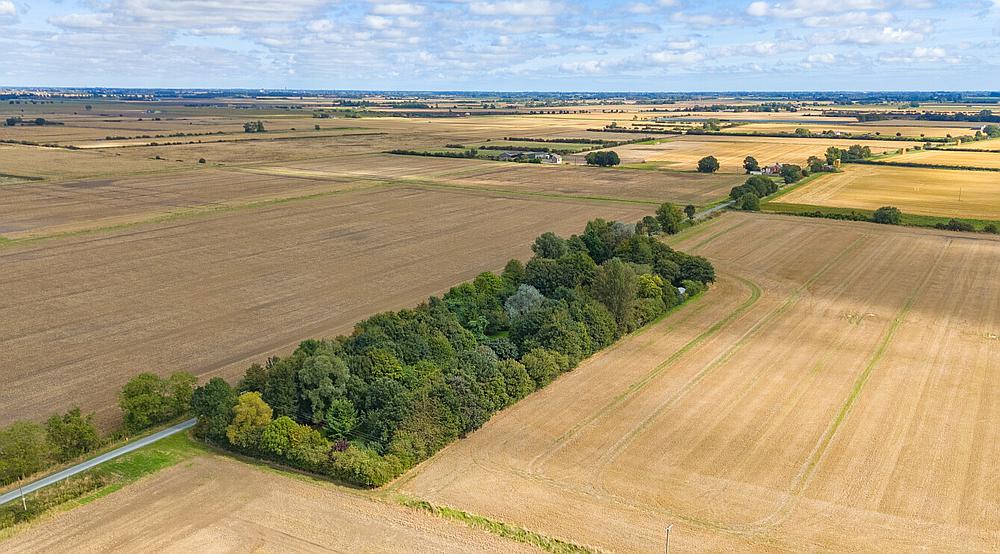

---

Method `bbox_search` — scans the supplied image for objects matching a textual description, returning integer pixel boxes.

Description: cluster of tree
[585,151,621,167]
[389,149,480,159]
[916,110,1000,123]
[686,129,945,143]
[4,117,60,127]
[118,372,197,434]
[697,156,720,173]
[780,164,804,184]
[825,145,872,163]
[729,175,780,211]
[0,409,101,487]
[190,214,715,487]
[243,121,266,133]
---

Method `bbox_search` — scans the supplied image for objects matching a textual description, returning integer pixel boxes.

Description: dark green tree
[872,206,902,225]
[743,156,760,173]
[191,377,238,442]
[697,155,720,173]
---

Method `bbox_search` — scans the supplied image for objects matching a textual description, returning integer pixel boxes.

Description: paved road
[696,200,733,220]
[0,418,197,507]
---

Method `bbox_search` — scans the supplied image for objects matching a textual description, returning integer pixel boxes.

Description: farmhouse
[498,151,562,164]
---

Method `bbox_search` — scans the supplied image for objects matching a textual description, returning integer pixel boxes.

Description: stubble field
[604,135,906,172]
[773,164,1000,221]
[1,454,537,553]
[399,213,1000,552]
[0,186,650,427]
[883,148,1000,168]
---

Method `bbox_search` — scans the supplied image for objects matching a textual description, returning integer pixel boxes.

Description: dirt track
[0,186,650,427]
[399,213,1000,552]
[1,454,538,553]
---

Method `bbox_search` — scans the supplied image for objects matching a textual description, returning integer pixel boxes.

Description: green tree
[656,202,685,235]
[497,359,535,401]
[779,164,804,184]
[872,206,902,225]
[191,377,237,442]
[520,347,569,387]
[684,204,697,220]
[324,398,358,440]
[0,422,52,485]
[260,416,300,457]
[226,392,273,449]
[697,155,720,173]
[585,150,621,167]
[118,373,172,434]
[238,362,268,393]
[743,156,760,173]
[531,232,568,259]
[635,215,661,236]
[168,372,197,416]
[736,192,760,211]
[298,354,349,424]
[591,258,638,331]
[45,408,99,462]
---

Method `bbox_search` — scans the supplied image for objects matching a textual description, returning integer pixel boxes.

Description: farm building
[498,151,562,164]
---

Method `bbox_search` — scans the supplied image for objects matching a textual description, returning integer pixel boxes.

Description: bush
[45,408,100,462]
[118,372,196,434]
[780,164,804,184]
[735,192,760,211]
[521,347,570,387]
[984,223,999,234]
[697,155,720,173]
[872,206,902,225]
[584,150,621,167]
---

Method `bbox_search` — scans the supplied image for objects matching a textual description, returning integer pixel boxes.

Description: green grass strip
[393,494,599,554]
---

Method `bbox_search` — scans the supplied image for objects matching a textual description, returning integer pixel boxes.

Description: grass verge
[0,433,204,539]
[392,494,599,554]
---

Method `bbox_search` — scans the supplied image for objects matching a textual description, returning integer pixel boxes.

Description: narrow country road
[0,418,197,507]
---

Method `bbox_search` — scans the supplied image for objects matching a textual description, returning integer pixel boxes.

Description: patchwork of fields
[399,213,1000,552]
[603,135,906,172]
[774,164,1000,221]
[4,97,1000,552]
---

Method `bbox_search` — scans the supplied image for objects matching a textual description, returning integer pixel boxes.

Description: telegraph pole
[665,524,672,554]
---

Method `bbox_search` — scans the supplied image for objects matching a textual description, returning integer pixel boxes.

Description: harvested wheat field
[399,212,1000,552]
[775,164,1000,221]
[0,169,375,239]
[1,454,536,553]
[0,186,650,427]
[251,153,740,205]
[606,135,905,172]
[886,148,1000,169]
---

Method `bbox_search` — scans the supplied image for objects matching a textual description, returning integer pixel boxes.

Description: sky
[0,0,998,91]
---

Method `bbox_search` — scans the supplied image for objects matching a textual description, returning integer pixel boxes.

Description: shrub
[872,206,902,225]
[45,408,100,462]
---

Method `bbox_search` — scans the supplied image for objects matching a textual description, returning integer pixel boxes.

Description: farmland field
[0,186,650,427]
[399,212,1000,552]
[886,148,1000,168]
[1,453,537,553]
[602,135,907,172]
[249,153,741,205]
[773,164,1000,221]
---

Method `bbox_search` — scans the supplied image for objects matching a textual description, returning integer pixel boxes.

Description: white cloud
[560,60,606,74]
[627,2,657,14]
[49,13,111,30]
[469,1,560,16]
[364,15,393,29]
[0,0,15,17]
[807,52,836,63]
[649,49,706,64]
[306,19,335,33]
[372,3,426,16]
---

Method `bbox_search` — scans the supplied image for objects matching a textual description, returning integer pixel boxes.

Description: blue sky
[0,0,998,90]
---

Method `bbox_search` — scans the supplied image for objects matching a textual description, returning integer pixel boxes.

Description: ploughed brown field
[1,454,536,553]
[398,212,1000,552]
[0,186,650,427]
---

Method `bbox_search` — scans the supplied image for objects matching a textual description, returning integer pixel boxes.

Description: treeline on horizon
[187,210,716,487]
